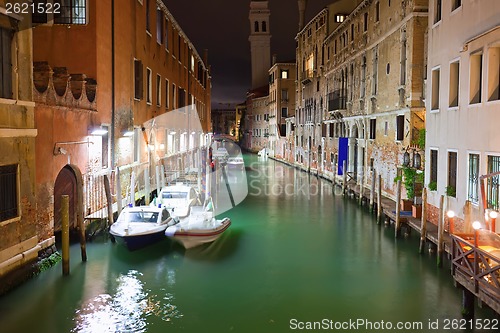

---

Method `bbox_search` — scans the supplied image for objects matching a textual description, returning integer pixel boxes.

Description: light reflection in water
[72,270,182,332]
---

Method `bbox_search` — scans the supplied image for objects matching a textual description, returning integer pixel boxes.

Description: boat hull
[111,230,166,251]
[167,218,231,249]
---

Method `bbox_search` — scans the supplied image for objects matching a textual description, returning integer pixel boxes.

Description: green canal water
[0,155,498,333]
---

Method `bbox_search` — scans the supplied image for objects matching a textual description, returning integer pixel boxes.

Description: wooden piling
[437,194,445,267]
[61,195,70,276]
[115,167,122,215]
[419,188,427,254]
[130,171,136,206]
[104,174,114,227]
[358,173,363,206]
[155,165,161,202]
[395,179,402,238]
[462,288,475,319]
[377,174,382,223]
[342,160,347,196]
[144,168,150,205]
[370,171,376,213]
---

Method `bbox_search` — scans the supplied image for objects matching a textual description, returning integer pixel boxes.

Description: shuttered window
[0,164,18,222]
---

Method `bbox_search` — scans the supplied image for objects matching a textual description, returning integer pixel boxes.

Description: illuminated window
[281,70,289,79]
[335,14,346,23]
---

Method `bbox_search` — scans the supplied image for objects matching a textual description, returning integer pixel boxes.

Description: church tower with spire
[248,1,271,89]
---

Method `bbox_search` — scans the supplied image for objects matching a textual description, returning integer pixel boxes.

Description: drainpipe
[110,0,116,169]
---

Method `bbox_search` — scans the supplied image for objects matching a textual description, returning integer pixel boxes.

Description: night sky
[164,0,336,107]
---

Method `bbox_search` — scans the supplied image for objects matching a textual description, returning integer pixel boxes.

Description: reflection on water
[72,270,182,332]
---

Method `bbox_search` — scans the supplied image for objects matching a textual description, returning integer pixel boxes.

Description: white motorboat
[165,198,231,249]
[226,156,245,170]
[158,183,199,217]
[110,205,177,251]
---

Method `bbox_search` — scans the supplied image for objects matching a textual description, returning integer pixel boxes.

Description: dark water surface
[0,155,497,333]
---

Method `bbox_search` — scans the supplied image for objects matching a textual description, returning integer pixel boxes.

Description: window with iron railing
[468,153,480,204]
[0,164,18,222]
[487,155,500,210]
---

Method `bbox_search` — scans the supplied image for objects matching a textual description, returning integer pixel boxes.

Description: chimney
[272,54,277,65]
[298,0,308,31]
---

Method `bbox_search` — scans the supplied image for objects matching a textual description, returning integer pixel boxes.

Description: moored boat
[110,205,177,251]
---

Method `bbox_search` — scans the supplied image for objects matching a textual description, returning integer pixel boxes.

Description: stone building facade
[0,5,40,288]
[268,60,296,159]
[324,0,427,197]
[425,0,500,231]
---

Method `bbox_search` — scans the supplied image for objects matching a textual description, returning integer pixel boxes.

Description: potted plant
[428,181,437,191]
[401,166,417,211]
[446,185,456,197]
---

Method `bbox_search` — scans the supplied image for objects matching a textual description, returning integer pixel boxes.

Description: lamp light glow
[472,221,482,230]
[489,210,498,219]
[446,210,455,218]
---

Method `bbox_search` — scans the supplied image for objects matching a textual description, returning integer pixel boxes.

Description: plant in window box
[428,181,437,191]
[401,166,417,211]
[445,186,456,198]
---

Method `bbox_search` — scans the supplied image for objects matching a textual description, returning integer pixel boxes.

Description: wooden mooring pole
[144,168,150,205]
[395,179,402,238]
[342,160,347,196]
[115,167,122,216]
[462,288,475,319]
[419,188,427,254]
[437,195,445,267]
[377,174,382,223]
[104,174,114,228]
[61,195,70,276]
[358,173,363,206]
[370,171,376,213]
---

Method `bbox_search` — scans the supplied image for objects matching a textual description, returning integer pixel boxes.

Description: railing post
[370,170,376,213]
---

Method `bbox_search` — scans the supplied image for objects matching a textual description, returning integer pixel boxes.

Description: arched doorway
[54,165,84,232]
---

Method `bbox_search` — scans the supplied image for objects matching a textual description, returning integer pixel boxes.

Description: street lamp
[472,221,482,248]
[446,210,455,234]
[489,210,498,233]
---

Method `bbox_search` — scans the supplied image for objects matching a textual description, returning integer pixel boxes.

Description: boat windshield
[124,211,159,223]
[162,191,188,199]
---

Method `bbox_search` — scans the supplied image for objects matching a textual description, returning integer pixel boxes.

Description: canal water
[0,154,497,333]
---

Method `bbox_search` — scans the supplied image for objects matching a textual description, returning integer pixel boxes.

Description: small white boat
[158,183,199,217]
[110,205,177,251]
[165,198,231,249]
[226,156,245,170]
[258,148,268,157]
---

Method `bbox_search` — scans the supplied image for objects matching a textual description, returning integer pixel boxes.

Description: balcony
[301,69,314,85]
[327,90,347,112]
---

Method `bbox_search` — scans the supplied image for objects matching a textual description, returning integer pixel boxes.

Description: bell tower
[248,1,271,89]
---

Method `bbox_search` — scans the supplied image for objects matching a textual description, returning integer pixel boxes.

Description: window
[487,155,500,210]
[134,59,143,100]
[280,124,286,137]
[0,27,12,99]
[452,0,461,12]
[361,56,366,98]
[369,118,376,139]
[334,14,346,23]
[156,74,161,106]
[396,115,404,141]
[384,121,388,136]
[101,125,109,169]
[262,21,267,32]
[470,52,482,104]
[178,88,186,108]
[468,153,480,204]
[146,68,152,104]
[431,67,440,110]
[351,24,354,41]
[400,29,407,85]
[448,61,460,107]
[281,107,288,118]
[156,7,163,44]
[364,12,368,32]
[430,149,438,185]
[448,151,457,197]
[165,79,169,109]
[487,46,500,101]
[372,47,378,95]
[281,70,289,79]
[375,2,380,22]
[165,18,169,50]
[0,164,18,222]
[434,0,442,24]
[54,0,87,25]
[281,89,288,101]
[254,21,259,32]
[146,0,151,33]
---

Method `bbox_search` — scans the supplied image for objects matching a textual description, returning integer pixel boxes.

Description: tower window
[254,21,259,32]
[262,21,267,32]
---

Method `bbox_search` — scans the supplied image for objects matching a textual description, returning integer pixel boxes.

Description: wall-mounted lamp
[472,220,482,247]
[90,126,108,136]
[123,130,134,137]
[402,146,422,169]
